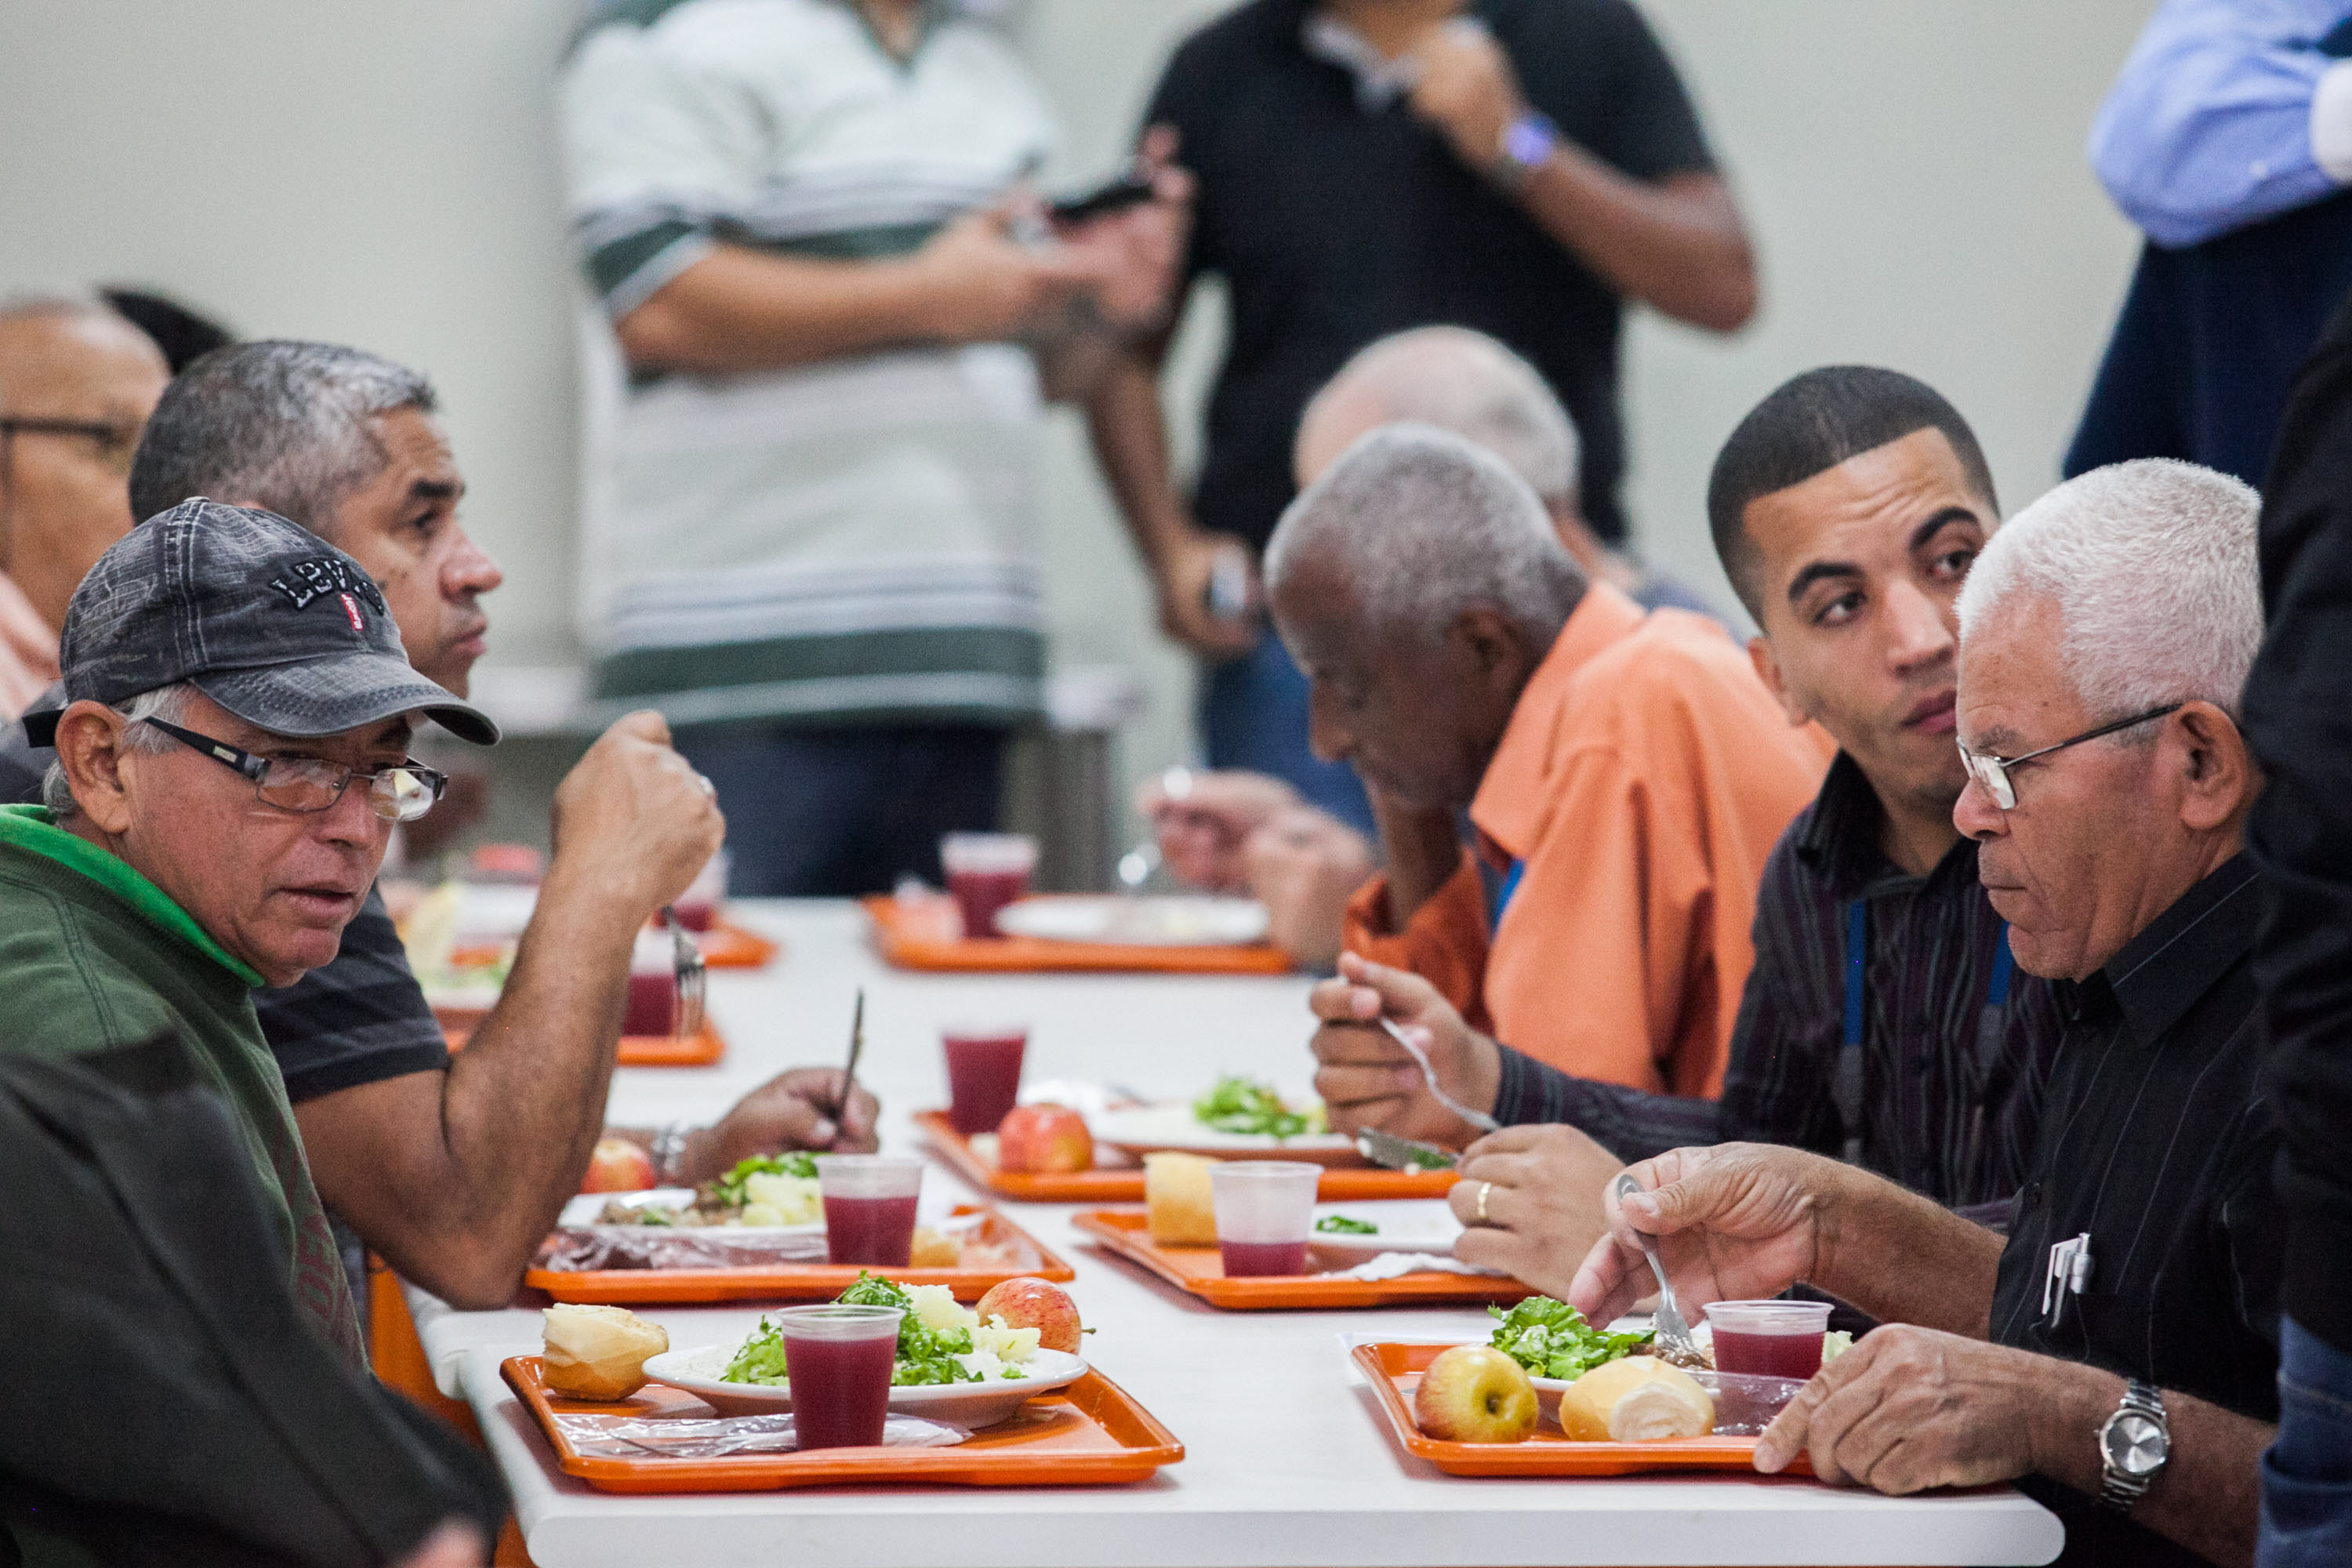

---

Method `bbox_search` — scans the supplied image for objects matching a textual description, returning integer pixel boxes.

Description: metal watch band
[1491,111,1560,190]
[2098,1379,2169,1513]
[649,1120,695,1186]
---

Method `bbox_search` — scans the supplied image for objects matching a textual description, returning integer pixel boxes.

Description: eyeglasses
[140,717,448,823]
[1956,703,2183,810]
[0,416,144,477]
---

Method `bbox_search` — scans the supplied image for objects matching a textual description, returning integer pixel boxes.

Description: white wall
[0,0,2153,830]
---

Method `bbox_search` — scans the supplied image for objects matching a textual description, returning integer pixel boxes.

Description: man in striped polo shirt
[560,0,1184,895]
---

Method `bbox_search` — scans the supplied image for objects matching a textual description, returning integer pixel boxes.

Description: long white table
[410,901,2063,1566]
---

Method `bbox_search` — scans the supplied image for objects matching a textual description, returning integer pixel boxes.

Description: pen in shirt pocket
[2043,1231,2094,1330]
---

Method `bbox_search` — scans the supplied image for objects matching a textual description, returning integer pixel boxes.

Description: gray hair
[1265,423,1581,643]
[41,684,196,818]
[126,340,436,534]
[1306,326,1579,506]
[1955,459,2262,724]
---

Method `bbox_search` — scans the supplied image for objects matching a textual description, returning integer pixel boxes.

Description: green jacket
[0,804,363,1364]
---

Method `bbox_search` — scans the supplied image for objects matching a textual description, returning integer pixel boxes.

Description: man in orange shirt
[1269,424,1832,1094]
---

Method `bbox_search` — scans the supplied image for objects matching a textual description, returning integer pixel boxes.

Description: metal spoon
[1612,1171,1708,1369]
[1118,765,1197,890]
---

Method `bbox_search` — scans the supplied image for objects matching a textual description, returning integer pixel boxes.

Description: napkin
[549,1411,968,1457]
[1319,1250,1505,1281]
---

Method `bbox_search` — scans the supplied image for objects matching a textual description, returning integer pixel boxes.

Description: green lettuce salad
[1487,1296,1653,1381]
[706,1151,818,1211]
[720,1272,1039,1388]
[1314,1214,1378,1235]
[1193,1076,1315,1139]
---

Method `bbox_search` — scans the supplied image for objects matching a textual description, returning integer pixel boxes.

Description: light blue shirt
[2091,0,2352,248]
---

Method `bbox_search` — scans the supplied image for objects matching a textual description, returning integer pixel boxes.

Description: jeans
[1199,630,1374,837]
[673,721,1007,897]
[2261,1315,2352,1567]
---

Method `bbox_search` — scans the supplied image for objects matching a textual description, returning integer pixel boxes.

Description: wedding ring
[1476,1181,1494,1225]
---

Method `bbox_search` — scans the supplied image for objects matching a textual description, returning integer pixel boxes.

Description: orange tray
[1073,1210,1533,1310]
[865,895,1293,975]
[916,1110,1459,1203]
[683,918,779,970]
[440,1013,726,1069]
[503,1356,1182,1493]
[1351,1341,1809,1478]
[526,1203,1076,1305]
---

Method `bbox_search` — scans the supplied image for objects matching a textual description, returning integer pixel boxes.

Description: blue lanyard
[1489,858,1525,927]
[1837,899,2013,1162]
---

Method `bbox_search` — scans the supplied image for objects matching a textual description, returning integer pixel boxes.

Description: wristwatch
[2097,1379,2169,1512]
[649,1120,695,1186]
[1491,110,1560,190]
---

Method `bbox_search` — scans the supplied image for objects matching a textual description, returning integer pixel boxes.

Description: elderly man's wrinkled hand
[1242,804,1370,967]
[1309,953,1497,1146]
[549,710,725,920]
[1754,1325,2043,1491]
[1450,1123,1619,1299]
[685,1067,881,1181]
[1567,1143,1838,1327]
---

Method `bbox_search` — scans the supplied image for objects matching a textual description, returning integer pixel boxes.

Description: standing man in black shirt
[2240,290,2352,1567]
[1089,0,1755,831]
[1571,458,2279,1566]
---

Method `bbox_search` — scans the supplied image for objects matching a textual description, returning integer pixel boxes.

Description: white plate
[644,1344,1088,1428]
[557,1189,824,1239]
[1087,1102,1363,1166]
[993,895,1270,947]
[1305,1200,1462,1264]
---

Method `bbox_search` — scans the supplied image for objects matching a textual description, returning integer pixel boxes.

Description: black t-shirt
[254,886,451,1104]
[1145,0,1718,548]
[1988,857,2281,1566]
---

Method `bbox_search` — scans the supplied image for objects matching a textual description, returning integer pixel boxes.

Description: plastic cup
[1704,1300,1835,1380]
[816,1156,924,1266]
[775,1304,902,1450]
[942,1025,1029,1135]
[1209,1160,1321,1276]
[941,833,1038,939]
[622,930,676,1037]
[673,848,731,932]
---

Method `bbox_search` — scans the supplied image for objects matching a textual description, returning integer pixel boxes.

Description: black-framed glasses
[140,717,448,823]
[0,416,143,476]
[1957,703,2183,811]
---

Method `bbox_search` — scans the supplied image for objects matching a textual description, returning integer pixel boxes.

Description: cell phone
[1049,174,1157,226]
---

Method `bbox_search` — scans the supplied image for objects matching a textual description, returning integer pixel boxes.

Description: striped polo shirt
[560,0,1056,727]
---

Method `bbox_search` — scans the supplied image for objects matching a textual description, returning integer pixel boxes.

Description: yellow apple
[1413,1345,1537,1443]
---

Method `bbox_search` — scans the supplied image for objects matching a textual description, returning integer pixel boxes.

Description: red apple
[580,1136,656,1194]
[996,1103,1094,1174]
[1414,1345,1537,1443]
[975,1277,1083,1354]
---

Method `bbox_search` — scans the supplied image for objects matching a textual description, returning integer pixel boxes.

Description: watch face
[2104,1412,2167,1476]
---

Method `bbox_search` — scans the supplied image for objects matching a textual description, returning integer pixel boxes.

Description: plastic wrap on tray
[548,1410,966,1457]
[1689,1369,1807,1436]
[537,1225,832,1272]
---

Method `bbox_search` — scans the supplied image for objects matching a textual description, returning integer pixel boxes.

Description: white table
[411,901,2063,1566]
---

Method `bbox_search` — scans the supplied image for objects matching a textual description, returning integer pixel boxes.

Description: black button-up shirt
[1494,753,2064,1210]
[1990,855,2282,1565]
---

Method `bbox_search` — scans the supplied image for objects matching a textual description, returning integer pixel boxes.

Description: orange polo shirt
[1342,584,1835,1097]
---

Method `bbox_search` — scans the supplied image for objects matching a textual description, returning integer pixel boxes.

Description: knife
[1355,1127,1460,1172]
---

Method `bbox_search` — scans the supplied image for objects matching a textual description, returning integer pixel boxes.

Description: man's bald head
[1294,326,1579,508]
[0,296,170,630]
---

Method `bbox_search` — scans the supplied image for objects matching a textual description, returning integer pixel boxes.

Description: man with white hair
[1266,424,1830,1092]
[1142,325,1719,964]
[1572,458,2281,1566]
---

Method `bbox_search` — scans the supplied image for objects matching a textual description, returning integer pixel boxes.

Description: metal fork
[1377,1018,1501,1134]
[1612,1171,1708,1368]
[662,905,706,1039]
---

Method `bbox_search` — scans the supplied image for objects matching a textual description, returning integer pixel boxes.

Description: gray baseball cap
[21,499,498,748]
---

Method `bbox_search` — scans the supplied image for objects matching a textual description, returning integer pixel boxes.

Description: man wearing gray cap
[2,499,525,1363]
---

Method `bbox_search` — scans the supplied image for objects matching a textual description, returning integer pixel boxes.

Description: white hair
[40,684,197,818]
[1955,459,2262,724]
[1307,326,1580,506]
[1265,423,1581,642]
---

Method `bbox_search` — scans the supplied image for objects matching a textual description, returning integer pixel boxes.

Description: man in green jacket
[2,497,599,1364]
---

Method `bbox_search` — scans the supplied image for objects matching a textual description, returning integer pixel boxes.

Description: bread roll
[909,1225,961,1267]
[542,1303,669,1399]
[1555,1356,1714,1442]
[1144,1152,1219,1245]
